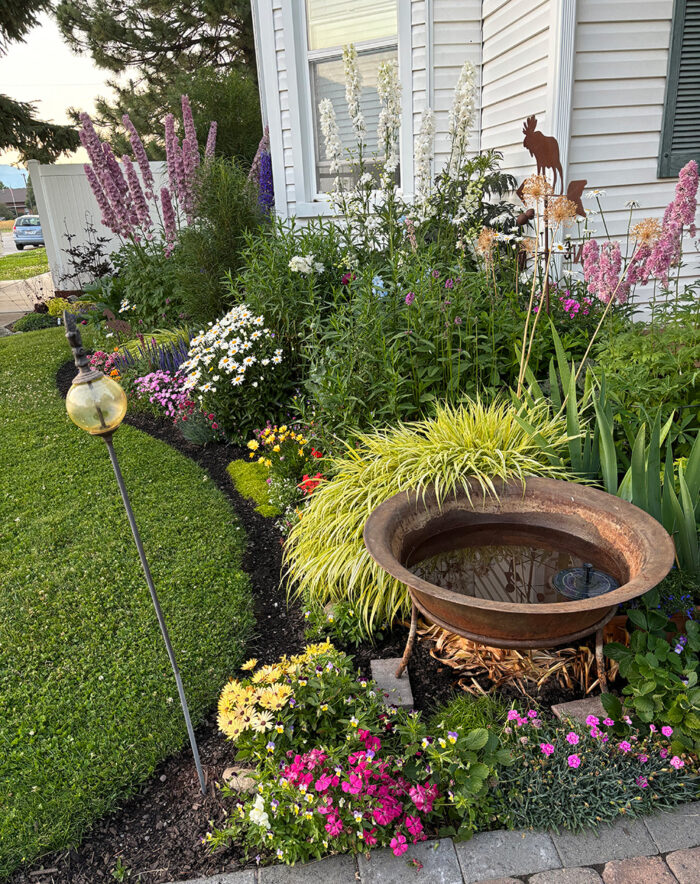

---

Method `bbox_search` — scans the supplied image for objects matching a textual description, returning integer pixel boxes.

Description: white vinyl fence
[28,160,167,291]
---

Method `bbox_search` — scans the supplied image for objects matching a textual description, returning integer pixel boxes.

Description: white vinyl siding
[481,0,551,180]
[568,0,699,298]
[431,0,481,171]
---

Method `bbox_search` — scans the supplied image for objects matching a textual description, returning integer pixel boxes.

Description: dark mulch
[9,363,585,884]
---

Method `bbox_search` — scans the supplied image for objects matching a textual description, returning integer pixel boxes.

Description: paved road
[1,231,45,255]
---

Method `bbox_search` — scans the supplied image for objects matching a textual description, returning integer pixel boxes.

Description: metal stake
[103,434,207,795]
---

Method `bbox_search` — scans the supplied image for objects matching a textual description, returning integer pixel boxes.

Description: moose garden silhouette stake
[517,115,588,313]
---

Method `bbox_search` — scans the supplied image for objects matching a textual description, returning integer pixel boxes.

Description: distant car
[13,215,44,250]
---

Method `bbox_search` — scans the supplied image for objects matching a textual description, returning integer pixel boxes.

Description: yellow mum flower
[247,440,259,451]
[279,425,288,433]
[241,658,258,671]
[273,445,281,453]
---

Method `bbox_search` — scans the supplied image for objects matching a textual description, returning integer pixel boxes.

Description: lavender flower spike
[122,154,153,230]
[122,113,155,198]
[84,164,120,234]
[205,121,217,159]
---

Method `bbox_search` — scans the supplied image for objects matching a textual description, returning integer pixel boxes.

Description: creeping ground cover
[0,328,253,877]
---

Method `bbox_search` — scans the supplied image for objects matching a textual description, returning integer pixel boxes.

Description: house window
[305,0,398,193]
[658,0,700,178]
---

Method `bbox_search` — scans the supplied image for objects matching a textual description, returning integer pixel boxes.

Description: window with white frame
[305,0,398,194]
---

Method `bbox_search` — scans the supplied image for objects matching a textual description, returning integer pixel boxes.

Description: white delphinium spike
[415,108,435,200]
[343,44,365,145]
[448,60,476,177]
[377,59,402,176]
[318,98,343,175]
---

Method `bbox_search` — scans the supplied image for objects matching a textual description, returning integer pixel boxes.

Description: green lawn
[0,328,253,877]
[0,246,49,280]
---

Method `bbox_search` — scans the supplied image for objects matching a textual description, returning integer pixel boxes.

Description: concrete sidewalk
[165,802,700,884]
[0,272,53,327]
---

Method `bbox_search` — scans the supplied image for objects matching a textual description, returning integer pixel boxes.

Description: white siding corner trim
[545,0,578,182]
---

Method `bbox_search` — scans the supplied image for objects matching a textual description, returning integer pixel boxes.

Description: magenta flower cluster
[506,709,686,774]
[89,350,118,373]
[134,370,187,419]
[279,729,438,857]
[582,239,629,305]
[582,160,698,302]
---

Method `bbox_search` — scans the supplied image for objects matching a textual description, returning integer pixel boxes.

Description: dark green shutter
[659,0,700,178]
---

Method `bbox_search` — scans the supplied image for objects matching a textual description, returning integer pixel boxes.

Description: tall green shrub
[173,157,264,323]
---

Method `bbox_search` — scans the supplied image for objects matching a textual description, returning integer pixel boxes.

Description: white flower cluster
[119,298,137,312]
[288,254,324,274]
[180,305,282,399]
[318,98,342,175]
[343,44,365,144]
[377,59,401,176]
[415,108,435,201]
[448,60,477,177]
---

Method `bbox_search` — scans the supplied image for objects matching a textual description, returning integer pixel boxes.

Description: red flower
[310,448,323,459]
[298,472,324,495]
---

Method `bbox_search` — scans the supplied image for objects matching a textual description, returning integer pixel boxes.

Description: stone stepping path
[166,801,700,884]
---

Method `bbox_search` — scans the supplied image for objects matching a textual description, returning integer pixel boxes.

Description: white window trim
[281,0,414,218]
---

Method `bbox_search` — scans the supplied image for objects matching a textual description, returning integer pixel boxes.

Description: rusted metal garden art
[363,478,675,691]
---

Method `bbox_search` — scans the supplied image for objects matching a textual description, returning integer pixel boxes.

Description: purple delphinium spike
[249,125,270,181]
[258,151,274,215]
[181,95,200,174]
[122,113,155,199]
[78,113,104,168]
[122,154,153,230]
[165,113,187,212]
[205,122,217,159]
[84,164,120,234]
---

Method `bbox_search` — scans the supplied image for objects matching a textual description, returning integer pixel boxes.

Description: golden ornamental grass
[284,400,574,632]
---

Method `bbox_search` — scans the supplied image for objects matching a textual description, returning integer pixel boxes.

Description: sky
[0,13,113,167]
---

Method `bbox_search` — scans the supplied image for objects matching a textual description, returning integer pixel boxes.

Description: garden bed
[6,361,601,884]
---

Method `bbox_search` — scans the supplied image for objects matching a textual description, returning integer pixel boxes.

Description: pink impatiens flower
[390,833,408,856]
[405,815,423,837]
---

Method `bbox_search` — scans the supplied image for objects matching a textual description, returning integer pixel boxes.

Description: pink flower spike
[567,754,581,769]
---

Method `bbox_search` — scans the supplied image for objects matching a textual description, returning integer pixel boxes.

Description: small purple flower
[405,291,415,305]
[445,278,454,289]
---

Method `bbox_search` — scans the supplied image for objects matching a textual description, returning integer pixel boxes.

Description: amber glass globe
[65,374,127,435]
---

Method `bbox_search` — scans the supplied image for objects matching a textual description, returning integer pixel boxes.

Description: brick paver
[602,855,677,884]
[666,847,700,884]
[530,869,603,883]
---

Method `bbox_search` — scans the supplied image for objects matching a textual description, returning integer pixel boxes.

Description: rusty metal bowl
[363,477,675,649]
